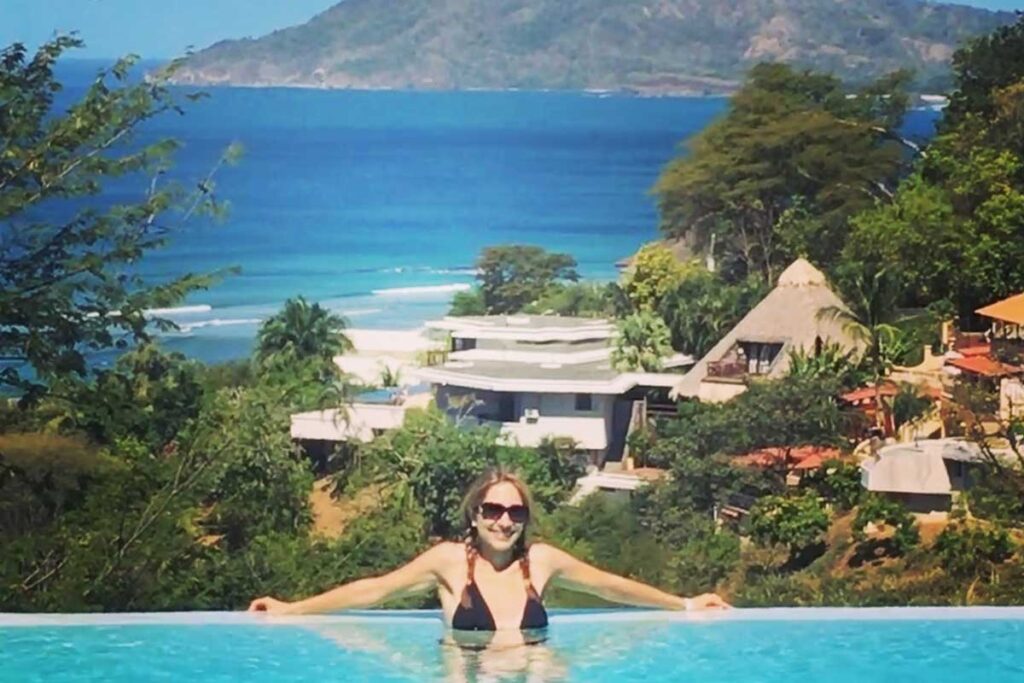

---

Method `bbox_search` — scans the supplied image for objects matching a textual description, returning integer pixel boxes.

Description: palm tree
[818,264,908,432]
[611,311,672,371]
[256,297,353,365]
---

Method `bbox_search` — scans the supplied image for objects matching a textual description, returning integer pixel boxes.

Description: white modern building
[415,315,691,464]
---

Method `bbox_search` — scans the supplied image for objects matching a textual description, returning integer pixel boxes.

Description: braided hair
[458,467,539,606]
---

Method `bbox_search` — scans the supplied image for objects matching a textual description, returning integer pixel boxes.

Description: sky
[2,0,1022,59]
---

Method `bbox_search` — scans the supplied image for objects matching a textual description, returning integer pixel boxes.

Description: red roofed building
[971,293,1024,420]
[734,445,842,472]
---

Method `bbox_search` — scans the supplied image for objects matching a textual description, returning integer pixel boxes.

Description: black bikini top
[451,546,549,631]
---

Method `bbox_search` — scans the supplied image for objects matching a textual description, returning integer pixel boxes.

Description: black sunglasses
[478,502,529,524]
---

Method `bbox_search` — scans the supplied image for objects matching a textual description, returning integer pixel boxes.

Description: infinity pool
[3,608,1024,682]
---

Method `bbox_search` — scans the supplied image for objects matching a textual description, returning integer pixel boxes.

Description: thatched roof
[672,258,862,398]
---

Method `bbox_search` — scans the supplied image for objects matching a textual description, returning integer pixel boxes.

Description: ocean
[50,61,940,365]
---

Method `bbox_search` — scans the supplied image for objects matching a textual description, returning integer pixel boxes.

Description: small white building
[860,438,986,514]
[414,315,691,464]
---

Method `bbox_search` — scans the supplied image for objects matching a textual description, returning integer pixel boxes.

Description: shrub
[934,523,1014,578]
[800,459,863,510]
[749,493,830,556]
[853,495,919,555]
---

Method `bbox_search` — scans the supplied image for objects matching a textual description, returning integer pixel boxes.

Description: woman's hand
[248,596,296,614]
[685,593,731,610]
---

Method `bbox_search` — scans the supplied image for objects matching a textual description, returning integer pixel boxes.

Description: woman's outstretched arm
[248,542,456,614]
[535,543,729,611]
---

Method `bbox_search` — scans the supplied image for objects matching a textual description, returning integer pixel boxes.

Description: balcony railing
[706,359,749,380]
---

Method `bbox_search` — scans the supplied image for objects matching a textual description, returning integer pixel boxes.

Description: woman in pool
[249,467,729,629]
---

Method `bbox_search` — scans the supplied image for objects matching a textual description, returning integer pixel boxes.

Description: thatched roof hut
[672,258,862,401]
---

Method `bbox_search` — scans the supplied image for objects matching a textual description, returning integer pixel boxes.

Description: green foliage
[947,17,1024,136]
[56,344,206,449]
[891,383,933,430]
[525,282,616,317]
[256,296,352,366]
[965,468,1024,527]
[658,267,766,356]
[0,37,239,402]
[448,288,486,316]
[643,375,845,471]
[800,460,863,511]
[378,364,402,388]
[611,311,672,371]
[622,243,687,312]
[853,495,920,555]
[0,433,113,537]
[353,409,583,539]
[177,0,1006,95]
[749,493,830,553]
[844,18,1024,321]
[545,495,671,591]
[475,245,578,314]
[197,385,315,549]
[934,523,1014,579]
[655,63,909,280]
[787,342,868,391]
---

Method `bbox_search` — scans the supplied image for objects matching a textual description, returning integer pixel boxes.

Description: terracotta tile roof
[977,293,1024,326]
[957,344,991,357]
[630,467,669,482]
[734,445,841,470]
[946,355,1022,377]
[840,382,942,404]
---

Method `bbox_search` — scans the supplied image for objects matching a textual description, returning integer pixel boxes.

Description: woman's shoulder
[422,540,466,565]
[527,542,569,565]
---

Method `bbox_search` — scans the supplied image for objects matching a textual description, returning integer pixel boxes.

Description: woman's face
[474,481,528,553]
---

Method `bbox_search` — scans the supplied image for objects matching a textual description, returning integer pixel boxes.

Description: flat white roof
[427,315,615,342]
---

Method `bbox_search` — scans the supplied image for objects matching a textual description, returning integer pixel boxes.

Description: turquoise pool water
[3,608,1024,682]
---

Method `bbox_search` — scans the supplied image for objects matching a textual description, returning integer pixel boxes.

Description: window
[452,337,477,352]
[575,394,593,411]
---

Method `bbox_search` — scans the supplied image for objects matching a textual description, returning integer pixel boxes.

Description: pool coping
[4,606,1024,627]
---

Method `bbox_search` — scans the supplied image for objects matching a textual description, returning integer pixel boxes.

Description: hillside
[169,0,1016,94]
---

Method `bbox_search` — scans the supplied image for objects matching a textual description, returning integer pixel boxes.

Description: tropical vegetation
[5,18,1024,613]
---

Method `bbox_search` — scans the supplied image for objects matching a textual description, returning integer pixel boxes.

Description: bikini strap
[518,547,540,601]
[461,535,477,608]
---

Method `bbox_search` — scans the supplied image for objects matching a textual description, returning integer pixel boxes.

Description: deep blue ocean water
[45,61,941,364]
[3,609,1024,682]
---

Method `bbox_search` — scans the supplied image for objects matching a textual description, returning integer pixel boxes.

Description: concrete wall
[434,386,619,456]
[697,379,748,403]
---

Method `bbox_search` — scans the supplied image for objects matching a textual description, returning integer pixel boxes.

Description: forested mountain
[169,0,1016,93]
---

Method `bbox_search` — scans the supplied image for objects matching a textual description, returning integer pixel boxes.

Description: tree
[611,311,672,371]
[787,341,868,391]
[658,268,765,356]
[352,409,582,539]
[0,37,240,403]
[654,63,910,281]
[799,459,863,511]
[475,245,578,314]
[448,288,486,316]
[853,495,920,555]
[526,282,615,317]
[55,343,206,449]
[255,297,352,366]
[946,17,1024,139]
[622,243,687,312]
[934,523,1014,580]
[749,493,830,567]
[818,263,908,430]
[843,18,1024,321]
